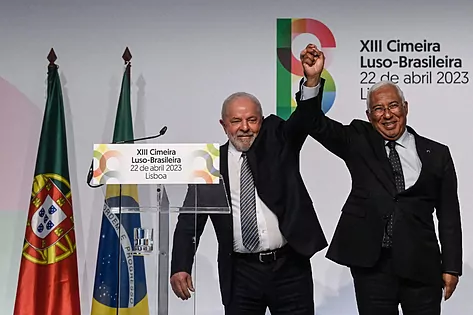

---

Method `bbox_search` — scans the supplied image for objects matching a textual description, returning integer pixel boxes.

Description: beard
[228,132,256,152]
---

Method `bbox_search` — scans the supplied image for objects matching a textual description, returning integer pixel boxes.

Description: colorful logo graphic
[191,144,220,184]
[277,18,337,119]
[93,144,122,184]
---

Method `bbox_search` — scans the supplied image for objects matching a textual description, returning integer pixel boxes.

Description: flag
[14,54,81,315]
[91,59,149,314]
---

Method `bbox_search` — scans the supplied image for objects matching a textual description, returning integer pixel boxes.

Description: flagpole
[47,48,57,66]
[14,47,81,315]
[116,47,132,315]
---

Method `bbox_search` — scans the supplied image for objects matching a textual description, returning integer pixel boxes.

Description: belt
[233,245,292,263]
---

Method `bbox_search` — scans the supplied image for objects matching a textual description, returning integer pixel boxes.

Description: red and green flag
[14,52,81,315]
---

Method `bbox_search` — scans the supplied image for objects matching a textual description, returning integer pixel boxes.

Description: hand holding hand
[300,44,325,87]
[170,271,195,300]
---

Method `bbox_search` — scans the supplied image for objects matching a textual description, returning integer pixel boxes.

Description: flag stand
[115,47,132,315]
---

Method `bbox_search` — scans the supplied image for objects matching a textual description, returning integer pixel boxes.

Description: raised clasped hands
[300,44,325,87]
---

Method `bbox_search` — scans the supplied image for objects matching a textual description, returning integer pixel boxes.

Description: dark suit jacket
[170,81,328,306]
[298,90,463,286]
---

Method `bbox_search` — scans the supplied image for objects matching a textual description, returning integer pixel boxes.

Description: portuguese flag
[13,55,81,315]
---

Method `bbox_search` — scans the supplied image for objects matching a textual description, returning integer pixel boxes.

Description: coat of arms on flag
[23,174,76,262]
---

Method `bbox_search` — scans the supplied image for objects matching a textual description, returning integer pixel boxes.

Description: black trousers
[350,249,443,315]
[225,246,314,315]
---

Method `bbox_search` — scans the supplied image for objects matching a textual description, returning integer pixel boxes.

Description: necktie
[240,153,260,252]
[382,141,405,248]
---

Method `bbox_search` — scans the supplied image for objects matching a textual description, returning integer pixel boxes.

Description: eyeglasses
[369,103,405,117]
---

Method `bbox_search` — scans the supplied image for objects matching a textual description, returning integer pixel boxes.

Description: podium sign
[92,143,221,185]
[91,143,230,315]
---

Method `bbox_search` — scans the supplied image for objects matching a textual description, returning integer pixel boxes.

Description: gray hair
[221,92,263,119]
[366,80,406,110]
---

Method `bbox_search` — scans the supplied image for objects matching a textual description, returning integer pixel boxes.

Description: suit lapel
[220,142,231,203]
[365,127,397,195]
[219,142,235,247]
[406,127,431,190]
[415,138,431,169]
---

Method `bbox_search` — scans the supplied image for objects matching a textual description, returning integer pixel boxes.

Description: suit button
[393,197,398,202]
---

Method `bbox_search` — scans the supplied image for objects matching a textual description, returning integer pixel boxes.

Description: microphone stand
[87,126,167,313]
[87,126,167,189]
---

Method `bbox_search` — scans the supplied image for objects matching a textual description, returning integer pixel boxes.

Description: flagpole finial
[47,48,57,65]
[122,47,132,63]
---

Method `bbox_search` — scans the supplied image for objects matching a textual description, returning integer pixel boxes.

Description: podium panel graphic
[91,143,231,314]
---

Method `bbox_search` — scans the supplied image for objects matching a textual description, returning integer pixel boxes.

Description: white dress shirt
[384,130,422,189]
[227,142,287,253]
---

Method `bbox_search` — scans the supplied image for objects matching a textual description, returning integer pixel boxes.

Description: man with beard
[169,44,328,315]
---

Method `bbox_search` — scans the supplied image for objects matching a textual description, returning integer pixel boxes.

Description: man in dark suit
[299,45,462,314]
[169,45,328,314]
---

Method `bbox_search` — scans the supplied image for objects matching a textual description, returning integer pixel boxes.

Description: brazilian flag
[91,60,149,314]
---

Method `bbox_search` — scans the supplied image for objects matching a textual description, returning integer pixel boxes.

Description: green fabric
[34,64,71,193]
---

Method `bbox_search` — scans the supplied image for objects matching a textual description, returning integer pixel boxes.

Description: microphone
[87,126,168,188]
[114,126,167,144]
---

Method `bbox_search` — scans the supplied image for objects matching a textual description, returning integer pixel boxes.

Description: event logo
[191,144,220,183]
[93,144,122,184]
[92,143,221,184]
[276,18,337,119]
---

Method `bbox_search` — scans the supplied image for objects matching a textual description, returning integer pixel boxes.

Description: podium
[92,143,231,314]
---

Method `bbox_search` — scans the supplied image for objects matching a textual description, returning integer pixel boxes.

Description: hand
[442,273,459,301]
[300,44,325,87]
[170,271,195,300]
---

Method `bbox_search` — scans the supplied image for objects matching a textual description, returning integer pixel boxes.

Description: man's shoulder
[258,114,285,133]
[263,114,284,124]
[418,136,448,149]
[350,119,370,127]
[419,137,451,159]
[347,118,373,135]
[409,127,449,150]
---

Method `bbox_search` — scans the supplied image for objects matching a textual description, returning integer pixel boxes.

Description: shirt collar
[384,128,410,148]
[228,141,243,158]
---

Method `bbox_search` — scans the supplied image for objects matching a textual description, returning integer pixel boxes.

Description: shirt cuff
[444,271,460,277]
[300,78,321,101]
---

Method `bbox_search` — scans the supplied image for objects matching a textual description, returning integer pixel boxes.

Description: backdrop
[1,0,472,314]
